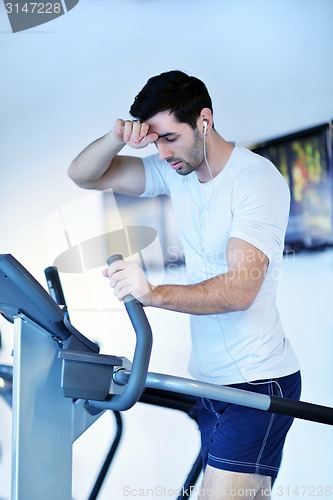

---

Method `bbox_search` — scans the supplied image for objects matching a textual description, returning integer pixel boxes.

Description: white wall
[1,0,333,498]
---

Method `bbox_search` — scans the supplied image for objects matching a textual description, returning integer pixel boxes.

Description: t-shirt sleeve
[141,154,171,198]
[229,161,290,263]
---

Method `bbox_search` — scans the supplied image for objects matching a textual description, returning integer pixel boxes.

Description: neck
[196,130,235,183]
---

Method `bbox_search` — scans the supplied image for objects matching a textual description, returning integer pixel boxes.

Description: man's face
[146,111,205,176]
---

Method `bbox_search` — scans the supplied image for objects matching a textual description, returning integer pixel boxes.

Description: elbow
[67,161,93,189]
[235,298,254,312]
[226,273,263,312]
[67,160,80,184]
[232,290,258,312]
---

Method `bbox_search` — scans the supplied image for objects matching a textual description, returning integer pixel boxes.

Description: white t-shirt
[142,145,299,384]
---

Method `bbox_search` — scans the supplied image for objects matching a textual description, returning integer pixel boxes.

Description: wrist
[105,129,126,150]
[144,285,161,308]
[146,284,174,309]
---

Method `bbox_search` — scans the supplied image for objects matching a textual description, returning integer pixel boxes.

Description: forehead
[146,111,190,135]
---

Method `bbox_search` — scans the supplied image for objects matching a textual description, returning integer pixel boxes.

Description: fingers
[128,120,148,143]
[113,119,158,148]
[102,260,151,304]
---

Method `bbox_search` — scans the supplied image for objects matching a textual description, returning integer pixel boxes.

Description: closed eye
[154,136,177,148]
[155,133,178,144]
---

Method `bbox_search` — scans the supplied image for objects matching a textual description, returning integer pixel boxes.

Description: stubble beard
[173,128,205,176]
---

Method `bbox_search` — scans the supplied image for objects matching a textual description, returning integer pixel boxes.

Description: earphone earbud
[203,120,207,135]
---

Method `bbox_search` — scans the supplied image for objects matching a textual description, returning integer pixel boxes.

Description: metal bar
[115,371,270,411]
[114,370,333,425]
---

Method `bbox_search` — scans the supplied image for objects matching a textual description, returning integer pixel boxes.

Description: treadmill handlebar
[87,254,153,411]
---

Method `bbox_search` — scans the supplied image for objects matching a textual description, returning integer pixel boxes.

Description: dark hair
[129,70,213,129]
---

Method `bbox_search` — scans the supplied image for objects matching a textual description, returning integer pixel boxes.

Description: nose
[156,142,172,162]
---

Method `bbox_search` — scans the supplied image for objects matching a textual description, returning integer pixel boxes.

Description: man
[68,70,301,499]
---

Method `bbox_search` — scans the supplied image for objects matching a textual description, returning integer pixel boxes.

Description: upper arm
[87,155,146,196]
[229,162,290,263]
[226,237,268,310]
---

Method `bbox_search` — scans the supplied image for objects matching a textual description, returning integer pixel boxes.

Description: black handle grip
[44,266,70,321]
[106,254,124,267]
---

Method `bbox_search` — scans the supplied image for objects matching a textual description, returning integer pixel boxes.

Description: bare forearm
[68,131,124,188]
[68,119,158,193]
[148,274,255,315]
[104,238,267,314]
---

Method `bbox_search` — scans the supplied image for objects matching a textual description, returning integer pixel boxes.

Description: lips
[170,161,182,169]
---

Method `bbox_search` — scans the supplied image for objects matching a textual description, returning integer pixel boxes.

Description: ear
[199,108,213,134]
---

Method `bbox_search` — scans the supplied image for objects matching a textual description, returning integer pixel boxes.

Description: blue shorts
[196,371,301,479]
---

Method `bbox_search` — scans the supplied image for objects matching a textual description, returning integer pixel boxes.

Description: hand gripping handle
[88,254,152,411]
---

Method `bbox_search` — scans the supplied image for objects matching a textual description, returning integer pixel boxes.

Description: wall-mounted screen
[251,122,333,251]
